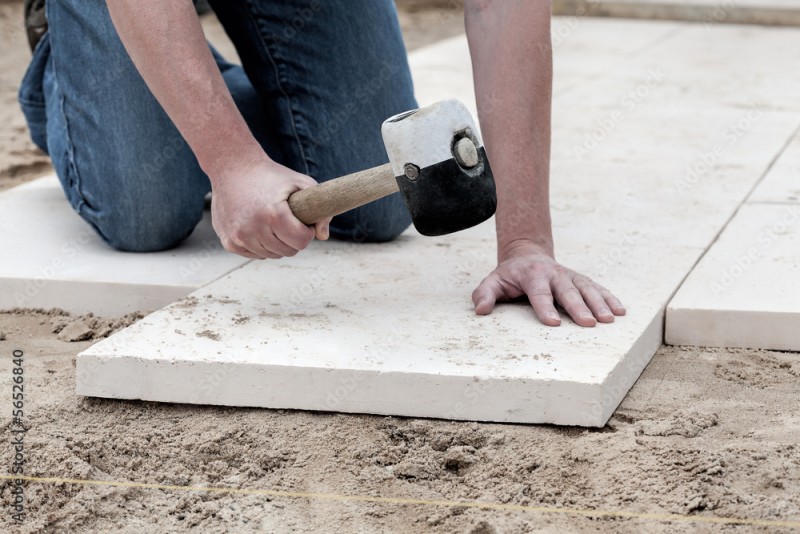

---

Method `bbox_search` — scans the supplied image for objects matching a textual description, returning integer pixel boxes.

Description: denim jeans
[18,0,416,252]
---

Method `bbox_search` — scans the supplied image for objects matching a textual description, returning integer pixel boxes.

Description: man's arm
[464,0,625,327]
[106,0,330,260]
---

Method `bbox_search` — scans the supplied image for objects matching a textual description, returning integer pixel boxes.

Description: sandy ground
[1,310,799,532]
[1,1,799,532]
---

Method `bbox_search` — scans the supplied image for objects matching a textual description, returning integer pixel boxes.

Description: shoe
[25,0,47,52]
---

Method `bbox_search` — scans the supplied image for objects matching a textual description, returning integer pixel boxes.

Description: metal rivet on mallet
[404,163,420,181]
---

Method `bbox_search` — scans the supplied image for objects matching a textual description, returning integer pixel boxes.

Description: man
[19,0,625,326]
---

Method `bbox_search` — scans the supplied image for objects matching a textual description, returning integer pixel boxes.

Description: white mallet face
[378,100,496,237]
[381,99,484,179]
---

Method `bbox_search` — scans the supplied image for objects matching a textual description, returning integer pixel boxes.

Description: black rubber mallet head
[287,99,496,236]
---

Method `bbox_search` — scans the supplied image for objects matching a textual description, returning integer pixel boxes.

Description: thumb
[472,275,503,316]
[314,217,331,241]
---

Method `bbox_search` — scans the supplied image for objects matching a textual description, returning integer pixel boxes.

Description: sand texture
[0,310,798,532]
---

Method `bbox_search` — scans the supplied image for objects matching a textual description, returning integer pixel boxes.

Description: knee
[93,196,204,253]
[330,195,411,243]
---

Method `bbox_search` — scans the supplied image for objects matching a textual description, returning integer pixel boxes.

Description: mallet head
[381,100,496,237]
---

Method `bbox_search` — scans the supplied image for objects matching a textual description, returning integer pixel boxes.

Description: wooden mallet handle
[287,163,399,225]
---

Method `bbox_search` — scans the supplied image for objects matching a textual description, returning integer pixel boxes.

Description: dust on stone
[197,330,221,341]
[232,313,251,325]
[204,295,240,305]
[172,296,199,310]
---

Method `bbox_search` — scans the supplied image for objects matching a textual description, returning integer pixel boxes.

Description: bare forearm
[106,0,263,181]
[465,0,554,256]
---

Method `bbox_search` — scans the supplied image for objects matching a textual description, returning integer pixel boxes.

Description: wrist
[201,139,272,189]
[494,199,554,260]
[498,237,554,261]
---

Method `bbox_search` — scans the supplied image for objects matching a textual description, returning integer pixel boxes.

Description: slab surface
[553,0,800,26]
[79,19,800,425]
[666,123,800,350]
[0,176,248,315]
[749,127,800,204]
[666,204,800,350]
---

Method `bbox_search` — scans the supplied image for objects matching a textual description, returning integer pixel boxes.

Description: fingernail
[547,312,559,320]
[581,312,593,319]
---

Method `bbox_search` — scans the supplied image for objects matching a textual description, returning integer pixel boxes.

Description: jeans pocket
[18,32,51,153]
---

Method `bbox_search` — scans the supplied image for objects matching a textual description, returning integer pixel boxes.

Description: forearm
[465,0,554,257]
[106,0,263,182]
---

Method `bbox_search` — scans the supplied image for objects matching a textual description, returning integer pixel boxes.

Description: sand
[1,309,799,532]
[1,1,799,531]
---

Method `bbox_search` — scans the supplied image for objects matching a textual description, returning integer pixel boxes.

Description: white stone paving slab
[78,20,800,425]
[552,0,800,26]
[0,176,248,315]
[666,203,800,350]
[749,127,800,204]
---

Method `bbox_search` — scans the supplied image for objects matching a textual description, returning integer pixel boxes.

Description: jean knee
[91,195,205,253]
[330,193,411,243]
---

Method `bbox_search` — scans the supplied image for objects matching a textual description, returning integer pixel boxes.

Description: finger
[274,209,316,251]
[591,281,627,316]
[471,275,504,315]
[261,232,300,258]
[551,276,596,327]
[603,290,627,316]
[224,241,263,260]
[314,217,332,241]
[522,276,561,326]
[573,277,615,323]
[234,230,295,259]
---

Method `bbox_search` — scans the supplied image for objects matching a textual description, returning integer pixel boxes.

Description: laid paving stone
[78,19,800,425]
[666,203,800,350]
[749,128,800,204]
[0,176,249,315]
[553,0,800,26]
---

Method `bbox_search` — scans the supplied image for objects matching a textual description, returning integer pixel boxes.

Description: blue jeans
[19,0,416,252]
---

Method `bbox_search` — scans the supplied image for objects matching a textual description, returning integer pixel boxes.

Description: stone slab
[0,176,248,315]
[666,203,800,350]
[78,19,800,425]
[553,0,800,26]
[749,127,800,204]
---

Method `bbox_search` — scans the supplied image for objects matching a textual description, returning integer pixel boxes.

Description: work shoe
[25,0,47,52]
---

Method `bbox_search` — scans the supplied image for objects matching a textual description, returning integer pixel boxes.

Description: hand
[210,157,331,259]
[472,240,626,327]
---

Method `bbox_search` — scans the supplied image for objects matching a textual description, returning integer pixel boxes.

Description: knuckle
[572,275,590,287]
[529,287,553,298]
[559,287,582,301]
[262,207,280,226]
